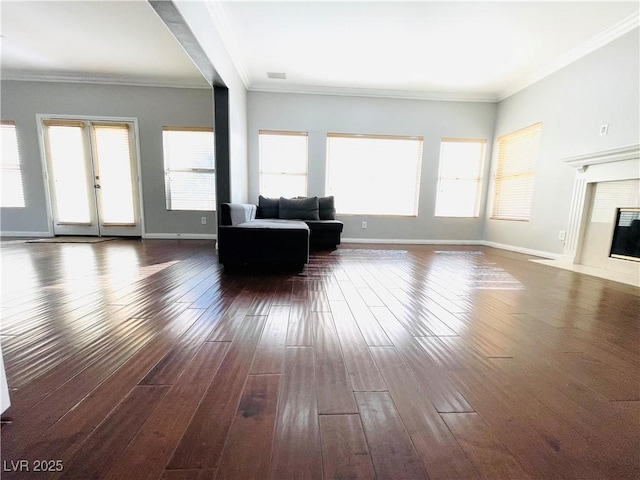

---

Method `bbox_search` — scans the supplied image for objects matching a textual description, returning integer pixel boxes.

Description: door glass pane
[47,125,92,223]
[93,125,136,224]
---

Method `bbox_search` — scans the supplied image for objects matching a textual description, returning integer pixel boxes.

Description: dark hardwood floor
[0,239,638,479]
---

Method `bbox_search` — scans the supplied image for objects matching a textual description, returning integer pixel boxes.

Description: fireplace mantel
[561,143,640,266]
[564,144,640,173]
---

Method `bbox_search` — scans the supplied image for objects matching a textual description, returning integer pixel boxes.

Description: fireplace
[554,143,640,284]
[610,208,640,261]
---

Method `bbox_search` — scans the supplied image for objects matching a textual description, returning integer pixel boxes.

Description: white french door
[42,119,142,237]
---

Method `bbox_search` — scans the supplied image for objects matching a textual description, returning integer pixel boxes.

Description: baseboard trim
[480,241,560,260]
[1,231,557,259]
[340,237,560,259]
[1,231,53,238]
[342,238,484,246]
[143,233,217,240]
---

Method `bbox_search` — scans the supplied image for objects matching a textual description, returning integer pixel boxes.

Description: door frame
[36,114,146,238]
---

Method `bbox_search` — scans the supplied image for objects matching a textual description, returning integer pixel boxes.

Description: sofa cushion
[319,196,336,220]
[279,196,320,220]
[233,219,309,231]
[257,195,279,218]
[220,203,257,226]
[304,220,344,233]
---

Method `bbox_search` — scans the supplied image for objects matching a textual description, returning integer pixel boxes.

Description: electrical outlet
[201,217,207,225]
[361,221,367,229]
[558,230,566,241]
[599,124,609,136]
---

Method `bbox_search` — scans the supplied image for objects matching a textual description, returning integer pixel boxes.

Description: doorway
[40,118,142,237]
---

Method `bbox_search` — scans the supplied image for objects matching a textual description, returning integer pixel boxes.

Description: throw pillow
[257,195,279,218]
[319,196,336,220]
[279,196,320,220]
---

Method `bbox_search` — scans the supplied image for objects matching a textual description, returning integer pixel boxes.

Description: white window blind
[590,180,640,223]
[163,127,215,211]
[326,133,423,216]
[259,130,308,198]
[44,122,92,223]
[92,124,136,224]
[1,121,26,208]
[435,138,486,218]
[491,123,542,221]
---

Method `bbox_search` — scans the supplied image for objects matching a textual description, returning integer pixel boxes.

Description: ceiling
[1,1,638,101]
[214,1,639,101]
[0,0,210,88]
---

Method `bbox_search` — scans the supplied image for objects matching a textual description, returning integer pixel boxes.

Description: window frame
[434,137,487,218]
[491,123,542,222]
[258,129,309,198]
[162,126,216,212]
[0,121,26,208]
[325,132,424,217]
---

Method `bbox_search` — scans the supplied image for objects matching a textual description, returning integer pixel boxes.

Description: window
[259,130,308,198]
[491,123,542,221]
[1,121,25,208]
[163,127,215,211]
[435,138,486,218]
[326,133,423,216]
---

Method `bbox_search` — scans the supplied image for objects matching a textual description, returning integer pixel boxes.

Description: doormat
[26,237,117,244]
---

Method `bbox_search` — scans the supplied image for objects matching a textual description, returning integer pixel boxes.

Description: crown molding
[0,71,211,90]
[204,0,253,88]
[498,12,639,101]
[248,84,498,103]
[564,144,640,171]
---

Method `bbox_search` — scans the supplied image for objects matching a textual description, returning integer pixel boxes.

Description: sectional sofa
[218,196,344,270]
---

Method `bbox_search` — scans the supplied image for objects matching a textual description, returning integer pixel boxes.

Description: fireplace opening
[610,208,640,262]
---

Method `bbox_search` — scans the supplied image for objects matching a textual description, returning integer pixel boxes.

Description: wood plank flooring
[1,239,639,479]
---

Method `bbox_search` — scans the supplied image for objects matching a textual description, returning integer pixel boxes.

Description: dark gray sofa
[218,196,343,270]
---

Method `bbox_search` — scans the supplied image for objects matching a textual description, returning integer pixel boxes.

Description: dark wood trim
[214,87,231,211]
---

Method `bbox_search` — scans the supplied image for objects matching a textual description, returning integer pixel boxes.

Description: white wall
[174,0,249,203]
[0,81,215,237]
[485,28,640,256]
[248,92,497,242]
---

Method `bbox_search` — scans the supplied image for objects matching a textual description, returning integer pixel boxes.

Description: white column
[562,169,588,264]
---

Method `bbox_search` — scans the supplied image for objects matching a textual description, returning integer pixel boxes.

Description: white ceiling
[214,1,639,101]
[1,1,638,101]
[0,0,210,88]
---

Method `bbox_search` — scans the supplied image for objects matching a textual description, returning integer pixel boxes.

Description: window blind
[435,138,486,218]
[259,130,308,198]
[491,123,542,221]
[44,123,92,223]
[590,180,640,223]
[1,121,26,208]
[92,124,136,224]
[326,133,423,216]
[162,127,215,211]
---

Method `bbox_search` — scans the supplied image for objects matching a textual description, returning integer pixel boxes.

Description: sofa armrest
[220,203,257,226]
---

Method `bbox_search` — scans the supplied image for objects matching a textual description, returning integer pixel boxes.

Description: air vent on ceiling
[267,72,287,80]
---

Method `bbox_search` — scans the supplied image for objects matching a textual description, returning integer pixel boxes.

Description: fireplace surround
[545,143,640,285]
